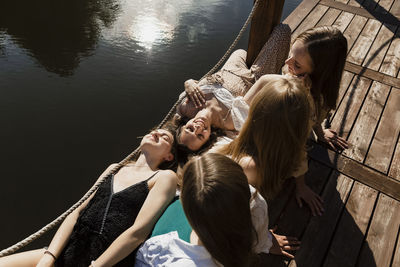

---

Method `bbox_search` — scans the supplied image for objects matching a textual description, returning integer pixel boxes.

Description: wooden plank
[269,161,331,226]
[380,27,400,77]
[330,76,371,139]
[363,23,397,71]
[316,6,343,27]
[246,0,285,66]
[263,161,331,266]
[320,0,400,25]
[337,71,355,107]
[283,0,320,32]
[333,11,356,33]
[392,0,400,18]
[348,19,381,65]
[393,229,400,267]
[343,15,369,51]
[357,194,400,266]
[287,172,354,267]
[323,182,378,267]
[291,4,330,40]
[344,61,400,88]
[309,143,400,201]
[389,140,400,180]
[268,179,296,227]
[343,82,390,162]
[365,89,400,173]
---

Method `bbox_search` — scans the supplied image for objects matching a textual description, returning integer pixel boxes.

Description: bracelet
[91,260,97,267]
[44,250,57,260]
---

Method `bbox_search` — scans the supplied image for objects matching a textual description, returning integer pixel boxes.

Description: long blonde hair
[220,76,311,199]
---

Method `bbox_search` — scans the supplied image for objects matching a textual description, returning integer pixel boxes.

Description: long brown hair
[295,26,347,116]
[180,153,255,267]
[220,76,311,199]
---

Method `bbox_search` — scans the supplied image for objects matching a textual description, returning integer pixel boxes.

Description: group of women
[0,24,348,267]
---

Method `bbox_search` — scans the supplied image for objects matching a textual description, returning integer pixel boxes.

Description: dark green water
[0,0,301,250]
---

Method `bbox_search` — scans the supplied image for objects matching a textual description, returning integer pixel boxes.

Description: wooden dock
[263,0,400,266]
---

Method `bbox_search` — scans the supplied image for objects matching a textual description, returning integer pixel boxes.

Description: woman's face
[285,40,313,77]
[178,114,211,151]
[140,129,174,161]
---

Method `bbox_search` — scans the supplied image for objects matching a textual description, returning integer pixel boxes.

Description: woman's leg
[250,23,291,79]
[199,49,254,97]
[0,248,45,267]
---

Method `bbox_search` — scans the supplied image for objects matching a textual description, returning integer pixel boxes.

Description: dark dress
[55,171,158,267]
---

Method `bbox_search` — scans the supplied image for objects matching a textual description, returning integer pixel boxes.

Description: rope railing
[0,0,262,257]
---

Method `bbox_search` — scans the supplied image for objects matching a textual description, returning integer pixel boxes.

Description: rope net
[0,0,262,257]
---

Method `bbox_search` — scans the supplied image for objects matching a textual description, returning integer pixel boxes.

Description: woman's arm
[244,74,281,105]
[90,170,178,267]
[36,164,118,267]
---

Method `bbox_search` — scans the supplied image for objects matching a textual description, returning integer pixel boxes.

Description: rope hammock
[0,0,262,257]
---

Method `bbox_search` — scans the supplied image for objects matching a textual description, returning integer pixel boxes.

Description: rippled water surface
[0,0,301,249]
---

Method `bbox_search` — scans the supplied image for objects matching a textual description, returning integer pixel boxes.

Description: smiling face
[140,129,174,162]
[285,40,313,77]
[178,115,211,151]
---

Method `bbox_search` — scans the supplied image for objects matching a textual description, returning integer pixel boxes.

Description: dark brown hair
[181,153,255,267]
[295,26,347,115]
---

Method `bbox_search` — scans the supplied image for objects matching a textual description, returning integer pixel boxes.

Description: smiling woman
[0,0,301,252]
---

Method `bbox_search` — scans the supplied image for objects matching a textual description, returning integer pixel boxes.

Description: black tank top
[55,170,158,267]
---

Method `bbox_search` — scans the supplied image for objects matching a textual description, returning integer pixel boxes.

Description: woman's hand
[269,228,300,259]
[319,129,349,151]
[184,79,206,108]
[295,179,324,216]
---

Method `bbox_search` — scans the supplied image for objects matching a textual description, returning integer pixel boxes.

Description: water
[0,0,301,250]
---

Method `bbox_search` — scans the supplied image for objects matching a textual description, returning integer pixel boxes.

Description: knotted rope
[0,0,262,257]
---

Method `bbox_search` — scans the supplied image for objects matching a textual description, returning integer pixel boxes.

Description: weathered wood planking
[344,61,400,88]
[365,88,400,173]
[389,140,400,180]
[357,194,400,267]
[275,161,331,233]
[283,0,320,32]
[380,27,400,77]
[316,0,350,26]
[392,0,400,18]
[348,19,381,65]
[322,182,378,267]
[363,23,397,71]
[287,173,354,267]
[316,6,342,26]
[309,143,400,201]
[269,160,330,226]
[336,71,355,109]
[392,231,400,267]
[292,4,329,40]
[343,15,369,51]
[268,179,296,227]
[343,82,390,162]
[330,76,371,138]
[261,161,331,266]
[333,11,356,32]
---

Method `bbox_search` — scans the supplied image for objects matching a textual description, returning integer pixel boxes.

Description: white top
[136,185,273,267]
[200,84,249,131]
[135,231,219,267]
[249,185,273,254]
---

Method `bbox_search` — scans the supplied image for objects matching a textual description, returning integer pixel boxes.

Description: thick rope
[0,0,262,257]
